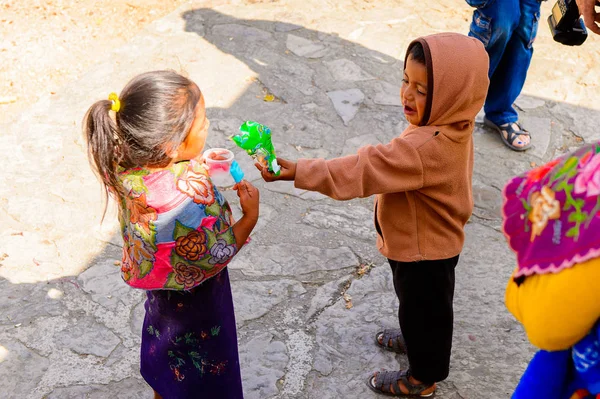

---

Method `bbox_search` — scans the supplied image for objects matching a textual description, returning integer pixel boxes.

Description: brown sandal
[484,117,531,151]
[366,370,436,397]
[375,328,407,354]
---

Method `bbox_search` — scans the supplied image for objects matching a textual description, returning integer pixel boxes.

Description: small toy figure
[231,121,281,176]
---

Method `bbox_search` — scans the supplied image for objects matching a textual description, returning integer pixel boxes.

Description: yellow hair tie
[108,92,121,112]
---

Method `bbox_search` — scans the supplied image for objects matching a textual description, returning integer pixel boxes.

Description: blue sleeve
[512,350,571,399]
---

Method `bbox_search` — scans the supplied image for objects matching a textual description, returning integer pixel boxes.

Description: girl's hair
[84,70,201,217]
[408,42,426,65]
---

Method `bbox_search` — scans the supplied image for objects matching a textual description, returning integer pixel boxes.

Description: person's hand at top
[255,158,296,182]
[576,0,600,35]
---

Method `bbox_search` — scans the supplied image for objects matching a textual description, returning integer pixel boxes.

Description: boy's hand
[255,158,297,182]
[233,180,259,221]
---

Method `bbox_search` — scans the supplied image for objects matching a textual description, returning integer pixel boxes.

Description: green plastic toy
[231,121,281,176]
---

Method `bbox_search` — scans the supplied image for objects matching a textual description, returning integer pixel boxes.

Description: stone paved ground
[1,0,600,398]
[0,0,189,125]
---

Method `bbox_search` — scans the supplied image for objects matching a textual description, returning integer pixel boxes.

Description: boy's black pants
[388,255,459,384]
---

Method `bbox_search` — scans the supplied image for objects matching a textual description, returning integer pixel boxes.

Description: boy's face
[400,56,428,126]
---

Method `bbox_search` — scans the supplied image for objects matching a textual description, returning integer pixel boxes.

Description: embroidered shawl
[503,143,600,278]
[117,159,237,290]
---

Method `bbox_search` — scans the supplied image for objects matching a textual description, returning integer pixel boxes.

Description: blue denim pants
[467,0,542,125]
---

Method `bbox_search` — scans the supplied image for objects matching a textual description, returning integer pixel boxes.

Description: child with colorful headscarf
[503,142,600,398]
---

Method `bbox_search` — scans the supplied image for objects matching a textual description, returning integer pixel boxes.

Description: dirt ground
[0,0,190,125]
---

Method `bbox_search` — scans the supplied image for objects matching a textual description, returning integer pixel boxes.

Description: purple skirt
[140,268,243,398]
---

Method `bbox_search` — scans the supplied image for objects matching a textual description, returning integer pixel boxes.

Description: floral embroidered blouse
[117,159,237,290]
[503,142,600,278]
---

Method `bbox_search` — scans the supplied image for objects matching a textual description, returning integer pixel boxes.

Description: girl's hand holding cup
[233,180,260,221]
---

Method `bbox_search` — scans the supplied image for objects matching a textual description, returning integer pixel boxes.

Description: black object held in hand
[548,0,588,46]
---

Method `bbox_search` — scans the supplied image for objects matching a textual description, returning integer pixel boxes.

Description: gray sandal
[366,370,436,397]
[484,117,531,152]
[375,328,407,354]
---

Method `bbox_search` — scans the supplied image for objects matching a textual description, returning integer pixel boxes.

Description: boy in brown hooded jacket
[257,33,489,397]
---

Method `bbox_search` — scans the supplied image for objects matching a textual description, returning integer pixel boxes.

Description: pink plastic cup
[203,148,236,188]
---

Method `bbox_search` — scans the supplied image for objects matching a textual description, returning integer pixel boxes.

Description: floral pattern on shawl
[118,160,237,290]
[176,162,216,206]
[173,262,206,290]
[574,152,600,197]
[503,143,600,278]
[528,186,561,241]
[125,192,157,235]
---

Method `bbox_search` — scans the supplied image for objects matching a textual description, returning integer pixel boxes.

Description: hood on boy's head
[405,33,489,128]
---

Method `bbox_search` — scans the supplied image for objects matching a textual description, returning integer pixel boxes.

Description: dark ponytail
[84,99,125,219]
[84,70,201,220]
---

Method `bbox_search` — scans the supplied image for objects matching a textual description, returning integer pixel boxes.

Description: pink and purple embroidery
[503,143,600,278]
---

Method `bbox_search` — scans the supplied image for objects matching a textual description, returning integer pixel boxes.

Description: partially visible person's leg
[391,256,459,384]
[483,0,542,150]
[485,0,541,124]
[468,0,520,77]
[367,257,459,396]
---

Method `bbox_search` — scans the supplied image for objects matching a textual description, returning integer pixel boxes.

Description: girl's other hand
[233,180,260,221]
[255,158,297,182]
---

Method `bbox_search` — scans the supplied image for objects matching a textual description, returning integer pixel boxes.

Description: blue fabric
[512,322,600,399]
[467,0,542,125]
[573,322,600,394]
[512,350,571,399]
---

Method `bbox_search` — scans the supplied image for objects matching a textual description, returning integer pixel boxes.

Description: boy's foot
[375,328,407,353]
[366,370,436,397]
[484,117,531,151]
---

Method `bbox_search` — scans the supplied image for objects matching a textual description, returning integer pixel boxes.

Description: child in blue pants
[467,0,542,151]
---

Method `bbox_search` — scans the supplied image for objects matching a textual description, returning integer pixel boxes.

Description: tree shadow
[182,8,405,158]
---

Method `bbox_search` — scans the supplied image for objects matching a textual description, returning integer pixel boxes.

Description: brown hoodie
[294,33,490,261]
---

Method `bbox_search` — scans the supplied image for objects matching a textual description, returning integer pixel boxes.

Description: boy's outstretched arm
[256,138,425,200]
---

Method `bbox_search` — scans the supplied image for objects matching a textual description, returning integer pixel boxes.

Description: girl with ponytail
[84,70,259,399]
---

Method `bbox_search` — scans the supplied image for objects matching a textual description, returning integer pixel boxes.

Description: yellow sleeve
[505,258,600,351]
